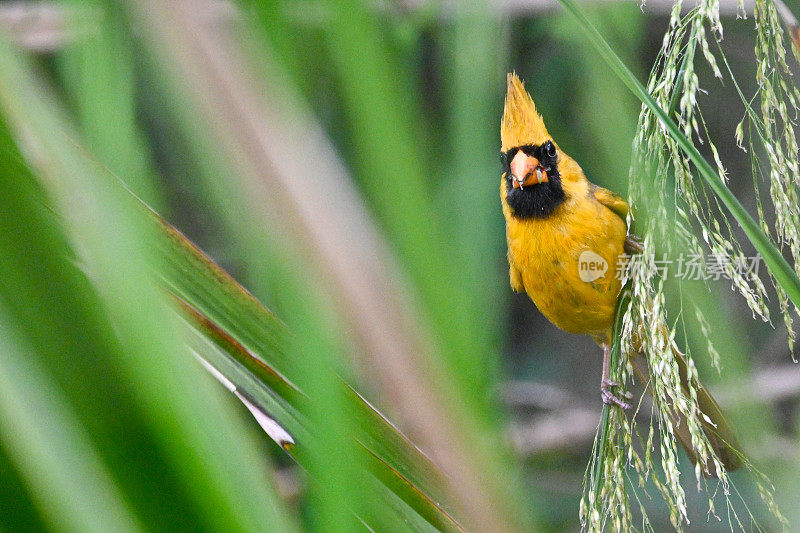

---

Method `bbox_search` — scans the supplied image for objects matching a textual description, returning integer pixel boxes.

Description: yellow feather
[501,171,626,342]
[501,73,551,151]
[500,72,627,342]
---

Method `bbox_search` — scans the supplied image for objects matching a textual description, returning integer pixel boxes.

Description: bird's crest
[501,73,550,151]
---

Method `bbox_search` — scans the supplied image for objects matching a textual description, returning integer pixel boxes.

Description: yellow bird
[499,73,741,471]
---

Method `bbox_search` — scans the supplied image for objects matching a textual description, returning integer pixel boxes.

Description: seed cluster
[580,0,796,530]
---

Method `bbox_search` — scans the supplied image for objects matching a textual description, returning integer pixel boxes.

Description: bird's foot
[601,379,633,410]
[624,235,644,254]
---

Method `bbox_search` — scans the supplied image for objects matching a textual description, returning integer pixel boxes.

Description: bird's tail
[629,348,743,476]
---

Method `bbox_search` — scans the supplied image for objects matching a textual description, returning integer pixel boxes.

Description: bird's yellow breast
[502,178,626,342]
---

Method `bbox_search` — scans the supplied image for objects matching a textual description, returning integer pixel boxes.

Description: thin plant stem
[590,285,631,516]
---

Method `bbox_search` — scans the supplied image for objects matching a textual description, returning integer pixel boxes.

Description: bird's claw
[601,379,632,409]
[624,235,644,254]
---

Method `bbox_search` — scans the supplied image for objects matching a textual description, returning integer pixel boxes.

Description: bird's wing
[589,183,629,225]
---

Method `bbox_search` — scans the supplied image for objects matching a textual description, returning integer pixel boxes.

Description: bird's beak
[510,150,548,189]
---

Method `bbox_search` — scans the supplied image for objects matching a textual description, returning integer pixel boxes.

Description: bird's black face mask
[502,140,565,219]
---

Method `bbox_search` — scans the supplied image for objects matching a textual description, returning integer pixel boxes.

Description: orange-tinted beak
[510,150,548,189]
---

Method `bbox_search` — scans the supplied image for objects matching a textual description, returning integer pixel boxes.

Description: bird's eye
[500,152,508,167]
[543,141,556,159]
